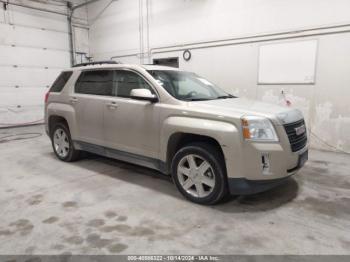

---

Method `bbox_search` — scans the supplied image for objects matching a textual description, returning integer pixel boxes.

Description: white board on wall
[258,40,318,84]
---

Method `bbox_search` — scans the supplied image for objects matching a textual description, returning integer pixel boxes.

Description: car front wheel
[171,142,228,205]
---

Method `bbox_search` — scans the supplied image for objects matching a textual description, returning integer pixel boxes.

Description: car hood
[187,97,303,125]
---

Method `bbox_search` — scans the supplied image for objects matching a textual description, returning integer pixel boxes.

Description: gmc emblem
[295,125,306,136]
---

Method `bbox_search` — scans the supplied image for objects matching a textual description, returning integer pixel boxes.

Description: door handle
[70,97,78,104]
[106,101,118,109]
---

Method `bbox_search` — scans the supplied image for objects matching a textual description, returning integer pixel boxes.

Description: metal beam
[68,0,114,66]
[0,0,68,16]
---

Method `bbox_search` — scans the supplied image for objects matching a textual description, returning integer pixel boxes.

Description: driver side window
[114,70,154,98]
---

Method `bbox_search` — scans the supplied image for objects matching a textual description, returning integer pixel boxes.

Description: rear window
[75,70,114,96]
[50,71,73,92]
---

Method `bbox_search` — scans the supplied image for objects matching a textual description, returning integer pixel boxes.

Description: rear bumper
[228,175,293,195]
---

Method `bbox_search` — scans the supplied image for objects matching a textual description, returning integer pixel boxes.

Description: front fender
[160,116,243,178]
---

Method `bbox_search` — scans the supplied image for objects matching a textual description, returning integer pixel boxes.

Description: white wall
[0,0,89,127]
[88,0,350,153]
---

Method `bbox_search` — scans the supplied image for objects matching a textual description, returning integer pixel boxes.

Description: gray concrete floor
[0,125,349,255]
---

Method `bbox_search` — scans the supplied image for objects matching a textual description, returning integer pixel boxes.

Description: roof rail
[72,60,120,67]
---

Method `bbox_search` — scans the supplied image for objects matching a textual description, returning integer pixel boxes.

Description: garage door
[0,4,70,127]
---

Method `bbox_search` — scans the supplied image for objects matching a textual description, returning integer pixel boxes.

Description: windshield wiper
[216,94,235,99]
[186,98,213,101]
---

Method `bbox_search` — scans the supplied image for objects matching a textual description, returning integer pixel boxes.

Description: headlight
[241,116,278,141]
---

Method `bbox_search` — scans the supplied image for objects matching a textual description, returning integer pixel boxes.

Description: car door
[103,69,160,161]
[71,70,113,147]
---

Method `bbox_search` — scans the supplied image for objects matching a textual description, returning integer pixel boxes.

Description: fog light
[261,153,271,175]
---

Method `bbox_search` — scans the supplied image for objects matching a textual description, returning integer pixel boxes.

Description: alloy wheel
[53,128,70,158]
[177,154,216,198]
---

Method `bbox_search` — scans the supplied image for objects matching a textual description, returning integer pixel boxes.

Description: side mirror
[130,89,158,102]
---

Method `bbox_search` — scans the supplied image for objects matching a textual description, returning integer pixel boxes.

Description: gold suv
[45,62,308,204]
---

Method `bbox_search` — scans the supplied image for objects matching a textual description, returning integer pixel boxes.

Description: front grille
[283,119,307,152]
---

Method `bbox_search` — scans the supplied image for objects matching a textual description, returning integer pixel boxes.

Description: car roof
[140,65,181,71]
[68,63,181,72]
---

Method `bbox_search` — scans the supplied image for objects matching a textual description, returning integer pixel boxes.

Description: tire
[51,122,80,162]
[171,142,228,205]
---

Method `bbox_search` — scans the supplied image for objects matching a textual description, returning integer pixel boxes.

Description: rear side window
[50,71,73,92]
[75,70,114,96]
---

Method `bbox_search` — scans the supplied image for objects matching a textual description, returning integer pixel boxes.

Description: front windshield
[147,70,235,101]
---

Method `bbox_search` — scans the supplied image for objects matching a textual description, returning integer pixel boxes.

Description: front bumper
[228,175,292,195]
[228,149,307,195]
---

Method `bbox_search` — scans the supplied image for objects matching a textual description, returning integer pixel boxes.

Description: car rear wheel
[171,142,228,205]
[51,123,80,162]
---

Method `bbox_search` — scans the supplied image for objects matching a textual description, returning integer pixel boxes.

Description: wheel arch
[48,115,70,136]
[160,116,240,177]
[165,132,226,174]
